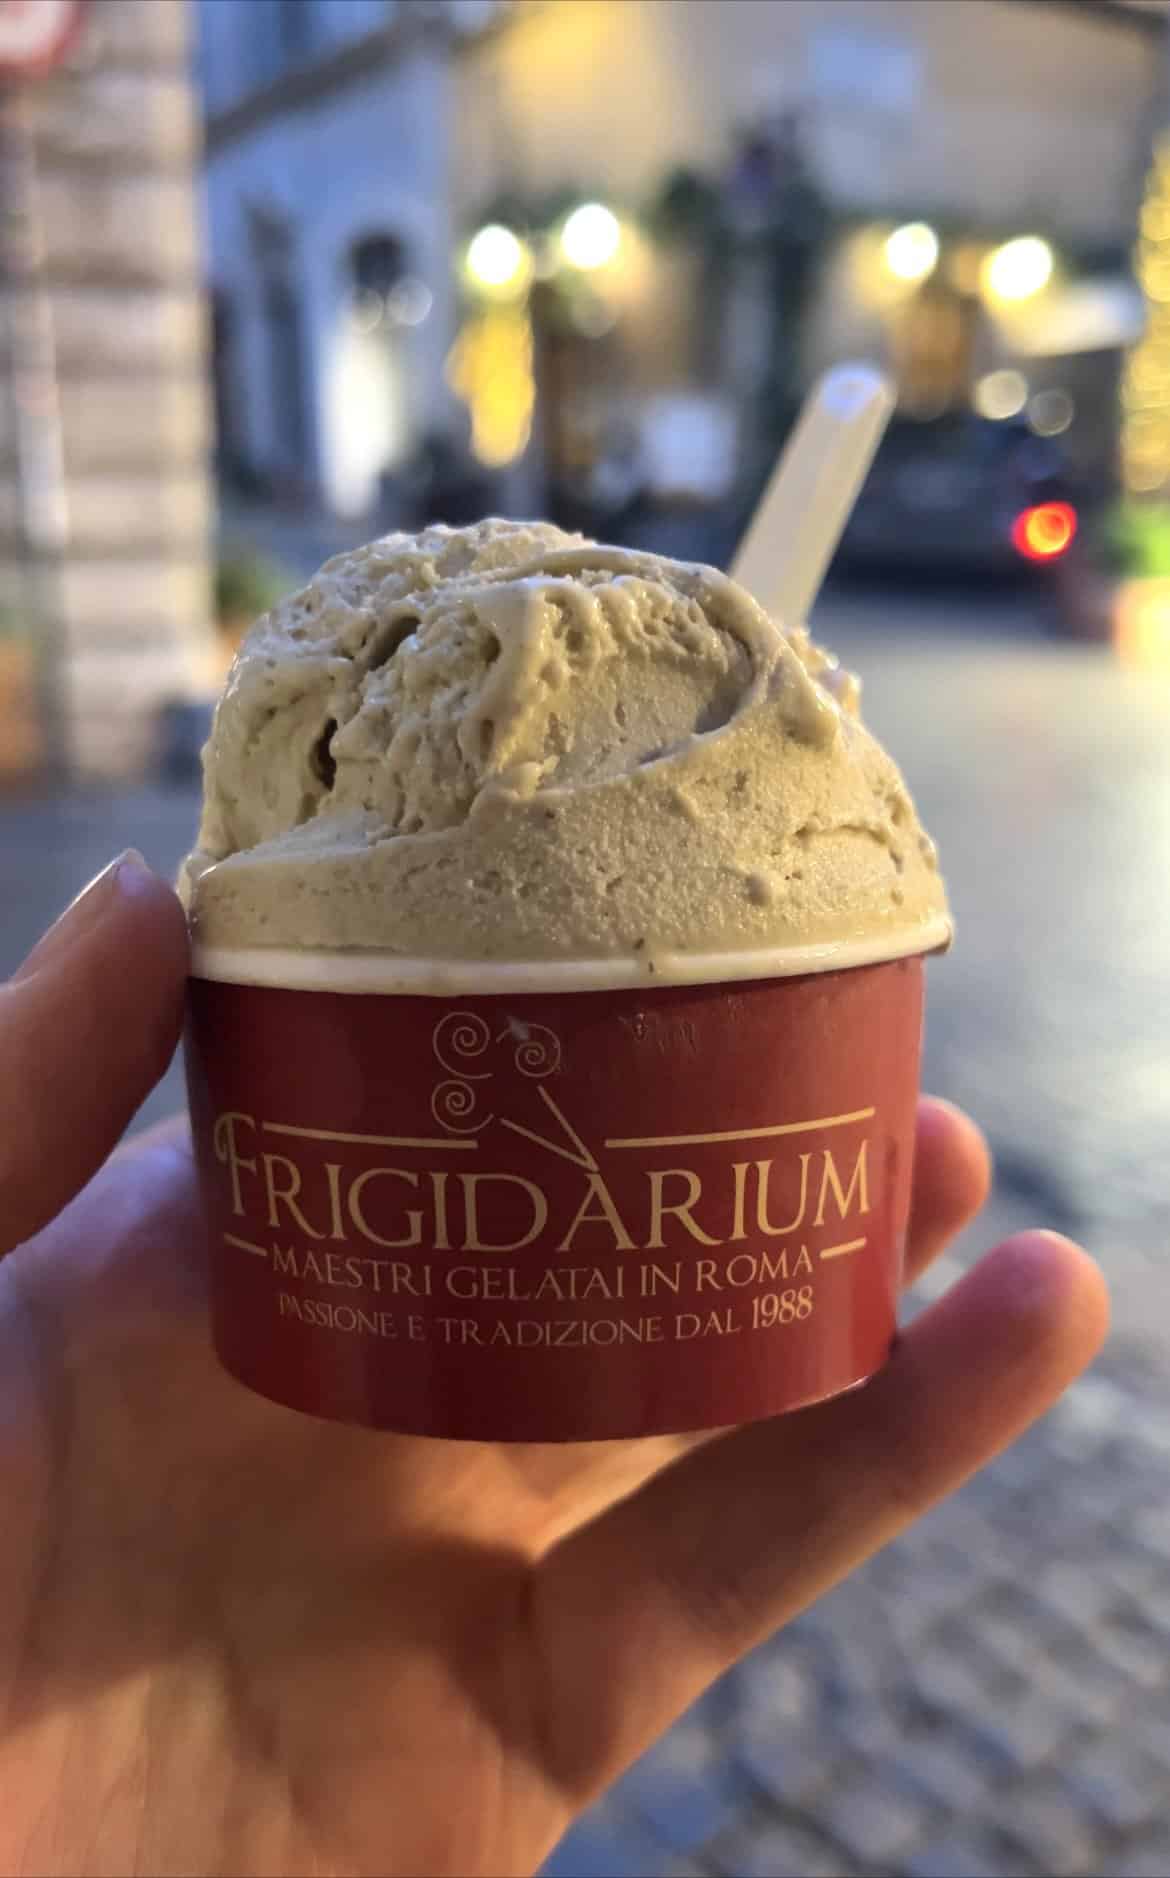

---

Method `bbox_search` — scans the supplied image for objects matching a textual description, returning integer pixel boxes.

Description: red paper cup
[185,939,940,1441]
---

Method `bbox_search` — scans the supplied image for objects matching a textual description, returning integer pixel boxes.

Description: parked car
[838,411,1100,578]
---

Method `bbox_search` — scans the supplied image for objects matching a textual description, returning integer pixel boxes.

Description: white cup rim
[189,916,953,996]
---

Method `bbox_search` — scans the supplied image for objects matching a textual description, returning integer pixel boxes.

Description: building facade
[0,0,211,779]
[198,0,501,520]
[456,0,1160,245]
[196,0,1162,531]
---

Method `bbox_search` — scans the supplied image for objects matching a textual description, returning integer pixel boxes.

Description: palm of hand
[2,1127,696,1876]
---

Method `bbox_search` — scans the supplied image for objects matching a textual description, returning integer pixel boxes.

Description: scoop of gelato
[183,518,948,965]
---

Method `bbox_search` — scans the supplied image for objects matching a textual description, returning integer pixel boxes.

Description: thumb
[2,851,188,1257]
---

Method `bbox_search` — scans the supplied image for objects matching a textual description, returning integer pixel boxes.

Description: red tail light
[1012,501,1077,562]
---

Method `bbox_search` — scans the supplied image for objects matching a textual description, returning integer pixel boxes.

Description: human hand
[0,856,1109,1877]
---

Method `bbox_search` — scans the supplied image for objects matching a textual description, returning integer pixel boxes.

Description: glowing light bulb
[1027,388,1074,438]
[973,369,1028,420]
[559,202,622,271]
[883,222,939,283]
[465,224,531,295]
[983,236,1054,303]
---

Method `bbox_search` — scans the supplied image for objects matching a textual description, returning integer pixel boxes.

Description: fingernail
[12,850,154,981]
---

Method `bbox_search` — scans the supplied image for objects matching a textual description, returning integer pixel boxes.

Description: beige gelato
[183,518,948,967]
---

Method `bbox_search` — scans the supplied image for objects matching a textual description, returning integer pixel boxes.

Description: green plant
[214,547,292,625]
[1099,499,1170,580]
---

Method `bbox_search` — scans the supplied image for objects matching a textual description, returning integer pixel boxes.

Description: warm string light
[464,224,532,298]
[883,222,938,283]
[981,235,1053,304]
[1122,137,1170,495]
[451,202,628,464]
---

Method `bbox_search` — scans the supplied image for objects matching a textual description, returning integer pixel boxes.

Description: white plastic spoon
[731,364,896,625]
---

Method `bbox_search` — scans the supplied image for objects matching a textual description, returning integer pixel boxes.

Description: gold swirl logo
[509,1022,561,1078]
[430,1078,491,1134]
[430,1010,563,1134]
[432,1012,493,1080]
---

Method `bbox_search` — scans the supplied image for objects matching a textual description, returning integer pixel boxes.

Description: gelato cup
[181,518,951,1441]
[184,926,945,1440]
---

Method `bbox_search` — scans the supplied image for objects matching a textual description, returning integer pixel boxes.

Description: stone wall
[0,0,212,780]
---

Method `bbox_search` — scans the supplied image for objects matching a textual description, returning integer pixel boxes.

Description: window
[276,0,316,65]
[350,234,409,300]
[245,0,317,93]
[248,206,314,485]
[264,275,312,471]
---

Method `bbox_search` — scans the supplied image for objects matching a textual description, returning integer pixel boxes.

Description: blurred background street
[2,1,1170,1874]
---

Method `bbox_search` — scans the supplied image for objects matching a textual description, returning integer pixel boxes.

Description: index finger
[904,1096,991,1286]
[535,1230,1108,1799]
[0,856,187,1258]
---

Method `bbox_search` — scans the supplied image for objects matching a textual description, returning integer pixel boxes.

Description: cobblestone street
[1,590,1168,1877]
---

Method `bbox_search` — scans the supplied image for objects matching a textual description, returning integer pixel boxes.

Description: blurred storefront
[195,0,1163,566]
[0,0,212,781]
[441,0,1157,538]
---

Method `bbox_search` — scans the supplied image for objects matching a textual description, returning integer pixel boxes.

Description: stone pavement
[541,600,1170,1878]
[545,1351,1170,1878]
[1,591,1168,1877]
